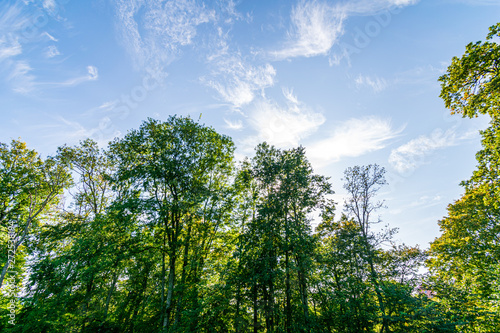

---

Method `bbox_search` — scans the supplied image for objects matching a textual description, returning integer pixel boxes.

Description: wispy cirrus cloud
[8,64,98,93]
[8,60,36,93]
[0,1,84,93]
[0,4,31,92]
[44,45,60,58]
[37,65,99,88]
[394,64,447,87]
[243,88,325,149]
[43,0,57,14]
[0,4,30,33]
[200,10,276,110]
[410,194,442,208]
[204,54,276,108]
[308,116,402,167]
[355,74,387,92]
[344,0,419,14]
[224,118,243,130]
[272,0,346,59]
[114,0,216,73]
[388,128,457,174]
[272,0,418,61]
[42,32,58,42]
[0,35,22,60]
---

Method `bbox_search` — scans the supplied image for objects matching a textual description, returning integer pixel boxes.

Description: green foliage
[228,143,333,333]
[0,133,441,332]
[439,23,500,119]
[4,51,500,331]
[0,139,71,329]
[429,22,500,333]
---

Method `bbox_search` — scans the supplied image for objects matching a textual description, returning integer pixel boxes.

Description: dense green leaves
[439,23,500,119]
[0,121,455,332]
[0,140,71,288]
[429,22,500,332]
[3,23,500,329]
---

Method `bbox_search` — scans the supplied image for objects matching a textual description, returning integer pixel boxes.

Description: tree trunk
[362,236,387,333]
[174,223,191,329]
[162,254,176,333]
[285,212,292,333]
[104,267,120,321]
[129,266,150,332]
[80,273,94,333]
[285,250,292,333]
[253,278,258,333]
[160,231,167,329]
[293,251,311,332]
[235,278,242,333]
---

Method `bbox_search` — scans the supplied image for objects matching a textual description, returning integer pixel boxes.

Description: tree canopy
[2,21,500,333]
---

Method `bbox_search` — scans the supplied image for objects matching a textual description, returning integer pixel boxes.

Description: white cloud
[410,195,442,208]
[308,116,401,167]
[44,45,60,58]
[355,74,387,92]
[0,4,30,34]
[247,91,325,148]
[282,87,299,104]
[344,0,419,14]
[273,0,419,61]
[87,65,98,80]
[389,128,457,174]
[201,17,277,108]
[0,6,34,93]
[59,65,98,86]
[205,57,276,108]
[98,100,119,112]
[0,36,21,60]
[114,0,216,72]
[8,60,35,93]
[0,2,73,93]
[272,0,346,59]
[42,32,58,42]
[43,0,57,14]
[39,65,99,88]
[224,118,243,130]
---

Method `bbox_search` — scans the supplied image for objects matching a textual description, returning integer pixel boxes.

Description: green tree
[428,22,500,332]
[439,23,500,119]
[14,139,125,332]
[314,213,378,332]
[342,164,392,332]
[233,143,333,333]
[0,140,71,289]
[109,116,235,333]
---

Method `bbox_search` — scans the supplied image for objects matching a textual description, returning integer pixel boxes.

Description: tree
[230,143,333,333]
[439,23,500,119]
[342,164,391,332]
[15,139,127,332]
[428,22,500,332]
[109,116,235,333]
[314,214,378,332]
[0,140,71,289]
[428,191,500,332]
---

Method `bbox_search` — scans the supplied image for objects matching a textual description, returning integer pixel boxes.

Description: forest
[0,22,499,333]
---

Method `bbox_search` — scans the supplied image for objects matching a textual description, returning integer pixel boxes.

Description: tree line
[0,22,499,333]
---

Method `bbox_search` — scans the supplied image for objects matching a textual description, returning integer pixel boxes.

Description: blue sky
[1,0,499,248]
